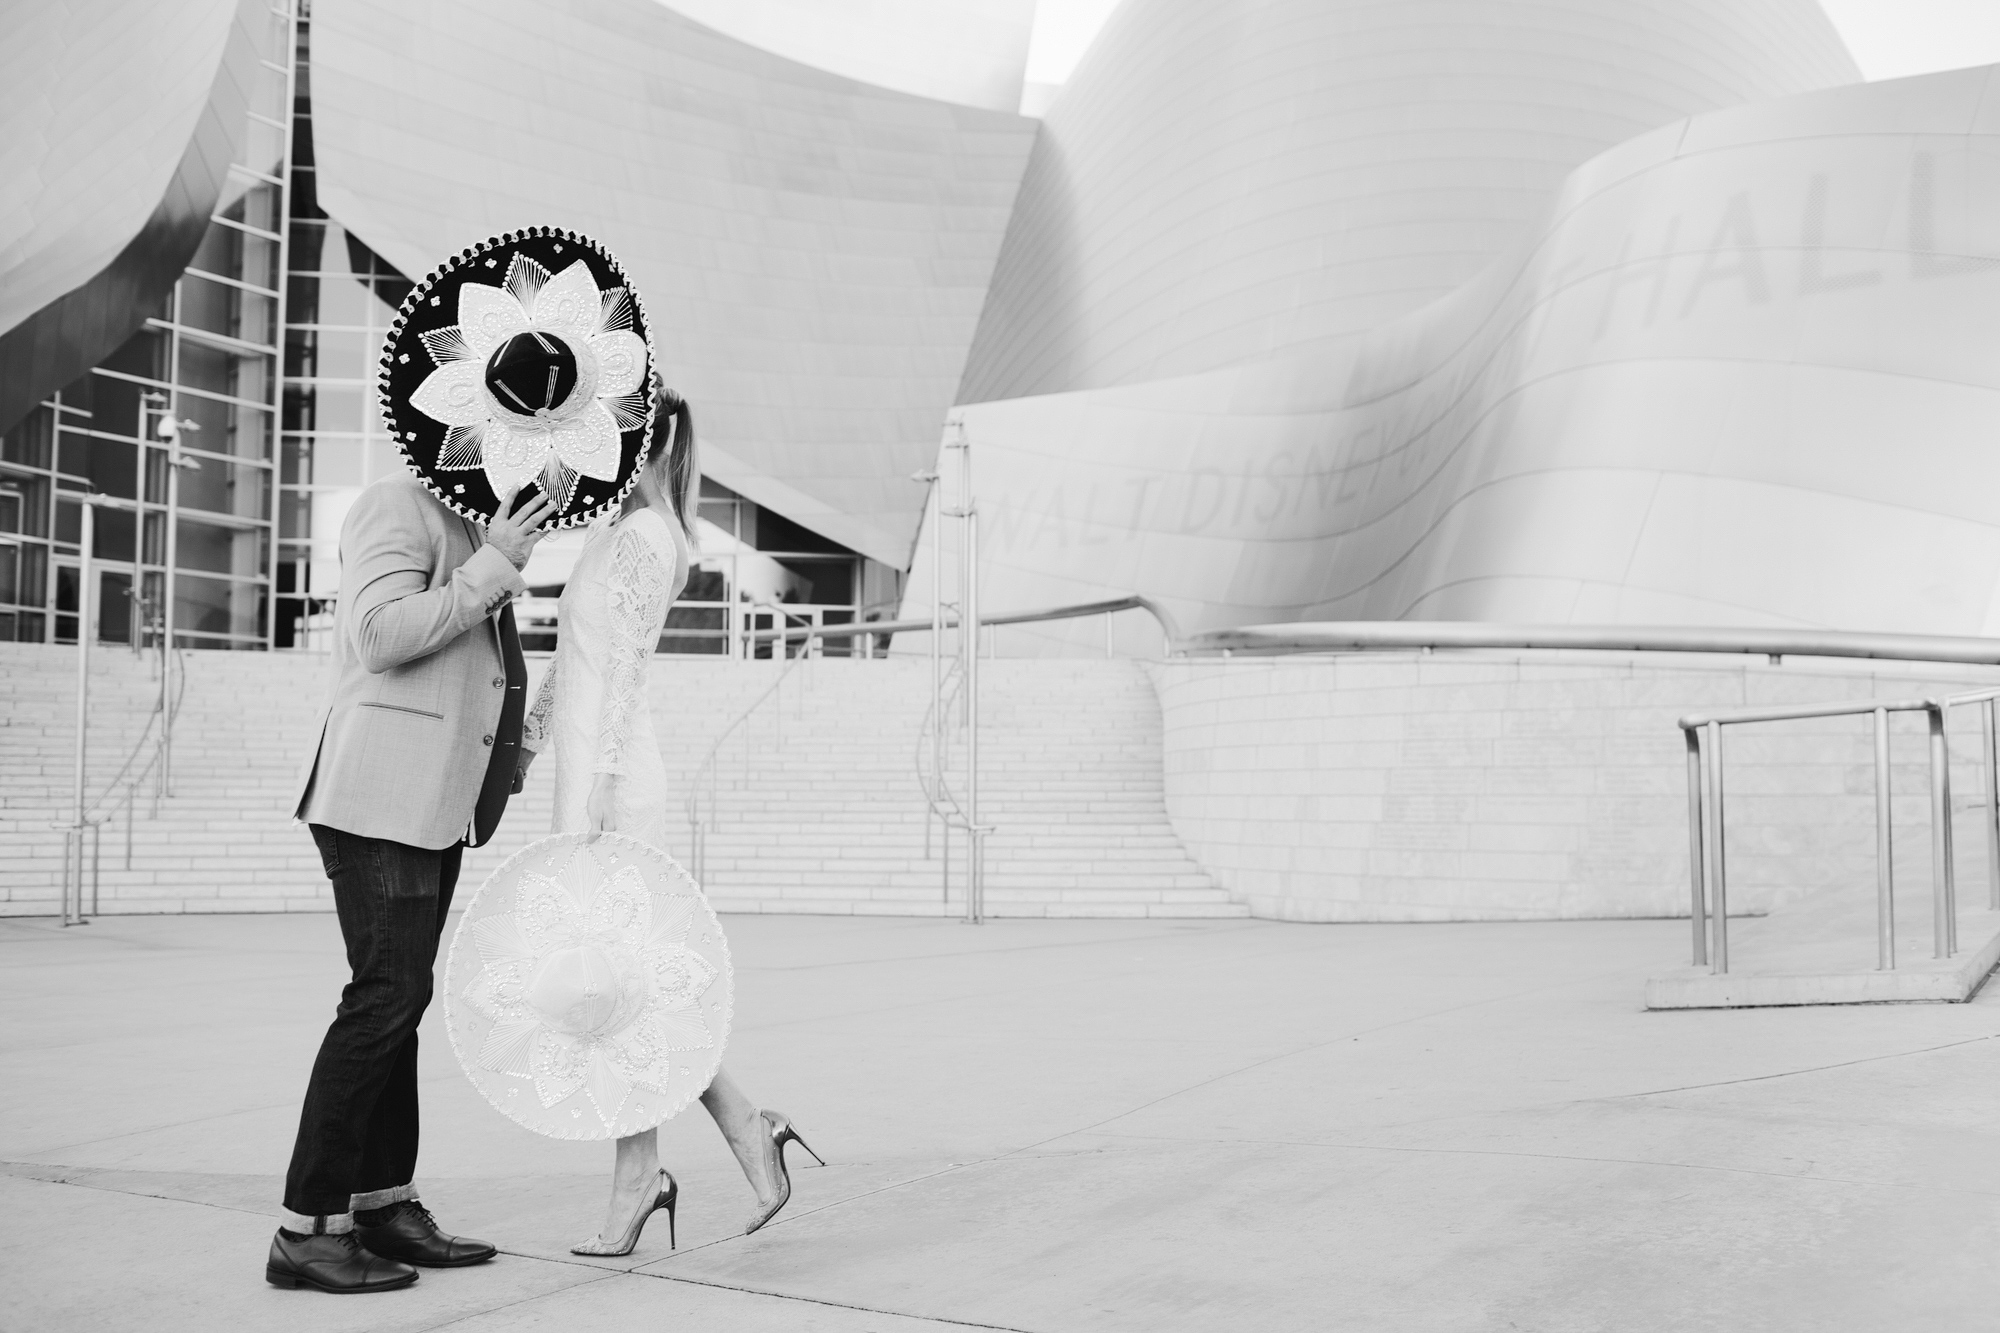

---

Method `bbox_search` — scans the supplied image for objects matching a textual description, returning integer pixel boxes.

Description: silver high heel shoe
[572,1168,677,1256]
[743,1109,824,1235]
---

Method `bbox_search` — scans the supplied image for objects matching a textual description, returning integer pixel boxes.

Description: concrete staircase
[694,658,1243,917]
[0,644,1241,918]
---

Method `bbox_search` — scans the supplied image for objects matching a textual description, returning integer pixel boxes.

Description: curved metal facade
[0,0,280,436]
[309,0,1038,569]
[908,65,2000,652]
[957,0,1860,404]
[657,0,1036,112]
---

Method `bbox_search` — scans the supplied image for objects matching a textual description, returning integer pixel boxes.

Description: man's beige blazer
[293,474,528,849]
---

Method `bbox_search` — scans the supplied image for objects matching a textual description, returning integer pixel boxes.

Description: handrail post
[1986,698,1999,911]
[1684,727,1706,967]
[1928,703,1954,959]
[929,467,943,893]
[66,500,96,927]
[1875,707,1895,970]
[960,429,983,925]
[1704,720,1727,973]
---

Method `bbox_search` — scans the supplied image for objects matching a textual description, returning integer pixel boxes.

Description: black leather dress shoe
[356,1201,498,1267]
[266,1229,419,1293]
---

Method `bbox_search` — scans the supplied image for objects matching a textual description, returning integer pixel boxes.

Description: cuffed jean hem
[351,1182,418,1212]
[279,1208,353,1235]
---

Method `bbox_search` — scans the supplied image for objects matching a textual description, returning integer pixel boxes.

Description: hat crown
[486,330,580,421]
[524,941,647,1037]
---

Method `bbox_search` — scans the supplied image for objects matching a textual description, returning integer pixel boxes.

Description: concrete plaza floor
[5,911,2000,1331]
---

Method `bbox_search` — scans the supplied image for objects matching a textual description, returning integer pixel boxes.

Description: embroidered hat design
[380,228,659,529]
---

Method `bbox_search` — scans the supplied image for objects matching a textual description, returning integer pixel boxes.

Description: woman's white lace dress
[523,507,688,848]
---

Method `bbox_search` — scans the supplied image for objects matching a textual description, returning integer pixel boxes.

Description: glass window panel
[0,542,17,605]
[286,272,319,325]
[282,383,313,432]
[179,273,276,345]
[307,384,367,434]
[222,180,281,234]
[306,329,371,379]
[281,435,307,485]
[289,219,325,273]
[309,273,386,328]
[177,342,273,405]
[87,506,136,563]
[190,222,279,292]
[244,117,287,180]
[3,407,54,469]
[53,564,77,642]
[97,570,133,645]
[1,473,50,537]
[58,369,94,416]
[174,518,266,578]
[187,222,243,284]
[179,396,272,460]
[100,326,168,383]
[284,330,314,378]
[57,433,138,498]
[177,457,271,521]
[280,489,312,539]
[302,438,366,487]
[85,373,143,440]
[18,543,46,606]
[252,64,288,123]
[172,571,266,640]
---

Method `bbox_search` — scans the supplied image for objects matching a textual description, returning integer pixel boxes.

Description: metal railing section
[1678,687,2000,976]
[683,637,814,886]
[1183,622,2000,666]
[57,496,189,924]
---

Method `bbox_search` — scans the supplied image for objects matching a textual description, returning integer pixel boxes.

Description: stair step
[1,645,1237,919]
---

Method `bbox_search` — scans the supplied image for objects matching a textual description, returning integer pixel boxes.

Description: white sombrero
[443,833,732,1141]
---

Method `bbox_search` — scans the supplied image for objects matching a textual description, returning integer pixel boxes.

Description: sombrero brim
[378,227,660,530]
[443,832,733,1141]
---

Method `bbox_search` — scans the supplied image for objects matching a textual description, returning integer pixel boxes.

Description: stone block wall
[1147,653,2000,923]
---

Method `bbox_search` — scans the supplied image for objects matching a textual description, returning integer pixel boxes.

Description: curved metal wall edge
[0,0,271,438]
[310,0,1038,571]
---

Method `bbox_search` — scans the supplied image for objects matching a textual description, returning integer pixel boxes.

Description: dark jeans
[283,825,462,1224]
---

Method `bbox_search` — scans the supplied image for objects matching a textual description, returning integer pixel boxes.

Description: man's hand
[510,748,537,795]
[587,773,618,837]
[487,485,556,570]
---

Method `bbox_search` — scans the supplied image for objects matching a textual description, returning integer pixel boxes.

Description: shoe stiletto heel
[572,1169,677,1256]
[743,1109,824,1235]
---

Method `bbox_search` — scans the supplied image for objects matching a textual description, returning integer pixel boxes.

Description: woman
[522,390,820,1255]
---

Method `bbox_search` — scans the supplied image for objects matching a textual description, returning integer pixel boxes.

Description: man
[266,475,553,1294]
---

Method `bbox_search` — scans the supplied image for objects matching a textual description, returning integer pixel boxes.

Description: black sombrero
[379,228,659,529]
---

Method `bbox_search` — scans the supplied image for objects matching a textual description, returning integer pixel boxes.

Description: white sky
[1024,0,2000,88]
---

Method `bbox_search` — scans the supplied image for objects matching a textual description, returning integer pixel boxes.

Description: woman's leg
[596,1128,661,1241]
[700,1068,775,1203]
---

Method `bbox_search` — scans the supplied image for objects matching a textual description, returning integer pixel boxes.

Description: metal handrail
[739,594,1185,653]
[1678,684,2000,978]
[1185,621,2000,666]
[683,623,817,883]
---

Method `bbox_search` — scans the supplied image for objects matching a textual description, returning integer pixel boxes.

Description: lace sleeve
[595,518,674,777]
[522,658,558,751]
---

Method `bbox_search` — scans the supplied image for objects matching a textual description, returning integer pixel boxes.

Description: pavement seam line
[586,1264,1046,1332]
[1607,1030,2000,1100]
[1000,963,1647,1156]
[7,1164,1046,1330]
[1076,1130,2000,1196]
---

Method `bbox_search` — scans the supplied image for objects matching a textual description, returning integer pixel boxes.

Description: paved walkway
[4,911,1999,1331]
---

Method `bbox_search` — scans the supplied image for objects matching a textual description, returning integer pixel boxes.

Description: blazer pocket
[360,701,445,720]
